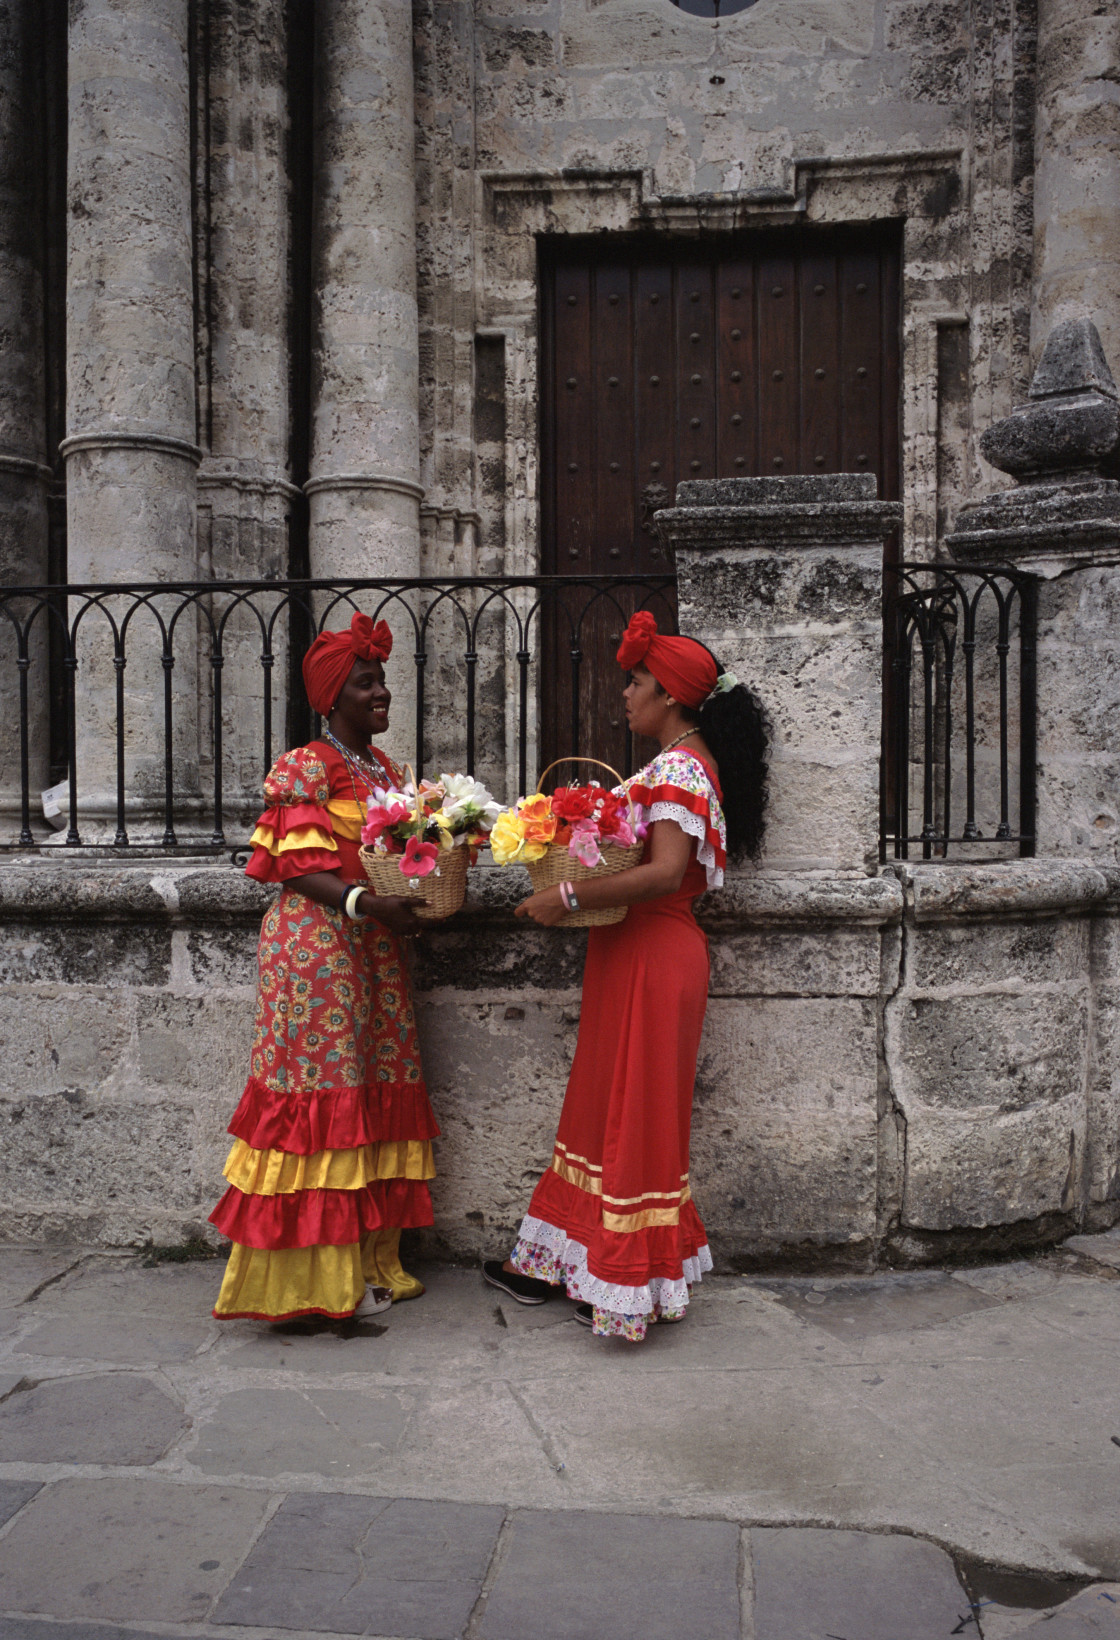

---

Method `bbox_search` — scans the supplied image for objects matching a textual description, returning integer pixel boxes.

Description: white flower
[439,772,501,829]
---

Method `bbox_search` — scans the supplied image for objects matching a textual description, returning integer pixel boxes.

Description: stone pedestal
[1032,0,1120,373]
[0,0,50,838]
[655,475,902,876]
[64,0,200,832]
[308,0,422,753]
[951,320,1120,861]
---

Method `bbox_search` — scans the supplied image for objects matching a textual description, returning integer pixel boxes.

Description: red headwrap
[301,612,393,716]
[616,611,718,709]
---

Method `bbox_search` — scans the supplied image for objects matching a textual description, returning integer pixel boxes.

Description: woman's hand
[365,893,424,937]
[514,885,569,926]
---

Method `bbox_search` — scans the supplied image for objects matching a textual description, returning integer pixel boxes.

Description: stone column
[950,318,1120,862]
[1032,0,1120,372]
[656,475,902,877]
[0,0,50,837]
[63,0,200,829]
[308,0,422,754]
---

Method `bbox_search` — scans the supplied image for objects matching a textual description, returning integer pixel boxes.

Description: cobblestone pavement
[1,1236,1120,1638]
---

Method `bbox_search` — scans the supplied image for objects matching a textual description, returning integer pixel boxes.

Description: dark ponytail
[661,651,769,862]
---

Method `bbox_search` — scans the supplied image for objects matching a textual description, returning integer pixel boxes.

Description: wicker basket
[359,839,468,922]
[524,758,643,928]
[357,762,469,922]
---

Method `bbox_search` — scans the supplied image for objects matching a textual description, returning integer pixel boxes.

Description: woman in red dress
[211,613,438,1323]
[484,613,768,1342]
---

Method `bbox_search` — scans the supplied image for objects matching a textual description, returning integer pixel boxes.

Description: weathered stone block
[133,994,254,1092]
[891,991,1089,1115]
[708,926,882,998]
[905,916,1091,991]
[0,921,172,987]
[0,990,133,1094]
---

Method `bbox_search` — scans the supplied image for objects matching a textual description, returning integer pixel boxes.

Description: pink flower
[568,821,602,868]
[362,797,411,845]
[399,835,439,877]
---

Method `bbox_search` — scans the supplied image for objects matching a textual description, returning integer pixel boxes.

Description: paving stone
[751,1527,971,1640]
[0,1477,40,1526]
[1012,1585,1120,1635]
[0,1249,82,1306]
[0,1477,272,1623]
[479,1510,740,1640]
[0,1372,185,1464]
[14,1312,212,1364]
[191,1386,409,1478]
[1064,1231,1120,1272]
[32,1256,222,1319]
[754,1271,1003,1340]
[213,1493,505,1637]
[0,1625,174,1640]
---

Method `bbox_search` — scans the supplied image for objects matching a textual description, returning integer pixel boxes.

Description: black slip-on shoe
[481,1259,552,1305]
[572,1302,594,1327]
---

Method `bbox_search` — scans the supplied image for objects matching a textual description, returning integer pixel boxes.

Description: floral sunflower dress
[210,740,438,1321]
[510,748,726,1342]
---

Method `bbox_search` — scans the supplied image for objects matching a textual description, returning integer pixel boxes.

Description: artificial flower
[490,810,528,864]
[518,793,558,847]
[551,786,595,823]
[399,835,439,877]
[361,797,412,845]
[568,821,602,868]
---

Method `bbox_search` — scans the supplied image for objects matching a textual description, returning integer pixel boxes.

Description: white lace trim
[515,1212,713,1317]
[646,800,724,890]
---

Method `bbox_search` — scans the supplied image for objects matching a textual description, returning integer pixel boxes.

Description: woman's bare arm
[514,820,693,927]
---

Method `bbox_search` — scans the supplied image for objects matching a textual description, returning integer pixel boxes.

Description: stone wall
[2,856,1115,1265]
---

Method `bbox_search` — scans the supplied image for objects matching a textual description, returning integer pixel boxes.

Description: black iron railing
[881,563,1037,861]
[0,576,676,852]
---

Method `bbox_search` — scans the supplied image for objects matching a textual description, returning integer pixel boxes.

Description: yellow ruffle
[213,1242,365,1319]
[223,1138,436,1196]
[248,821,337,856]
[361,1226,426,1303]
[326,796,364,841]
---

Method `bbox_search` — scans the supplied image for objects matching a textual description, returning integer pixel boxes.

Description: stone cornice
[889,859,1114,921]
[655,500,902,551]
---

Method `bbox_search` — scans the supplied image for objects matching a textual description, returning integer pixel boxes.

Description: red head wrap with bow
[616,611,718,709]
[301,612,393,716]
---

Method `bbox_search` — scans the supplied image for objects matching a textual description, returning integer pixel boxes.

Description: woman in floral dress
[484,612,768,1342]
[211,613,436,1323]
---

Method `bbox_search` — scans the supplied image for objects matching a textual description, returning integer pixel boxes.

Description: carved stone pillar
[309,0,422,750]
[950,318,1120,860]
[656,475,902,877]
[0,0,50,836]
[1033,0,1120,371]
[64,0,199,828]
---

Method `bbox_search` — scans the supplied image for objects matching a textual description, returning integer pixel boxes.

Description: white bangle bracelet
[342,884,368,921]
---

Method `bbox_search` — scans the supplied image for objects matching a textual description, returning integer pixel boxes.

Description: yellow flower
[490,810,527,864]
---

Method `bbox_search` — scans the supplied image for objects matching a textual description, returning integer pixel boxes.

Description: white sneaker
[353,1285,393,1318]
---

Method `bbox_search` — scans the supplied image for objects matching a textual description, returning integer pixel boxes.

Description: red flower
[399,836,439,877]
[551,785,596,822]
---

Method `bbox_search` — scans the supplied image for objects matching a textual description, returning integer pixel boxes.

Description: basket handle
[535,756,635,820]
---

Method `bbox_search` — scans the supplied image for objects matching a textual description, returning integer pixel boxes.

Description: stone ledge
[3,860,1116,930]
[890,859,1114,921]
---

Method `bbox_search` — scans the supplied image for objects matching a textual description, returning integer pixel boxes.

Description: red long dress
[510,748,727,1341]
[210,740,438,1321]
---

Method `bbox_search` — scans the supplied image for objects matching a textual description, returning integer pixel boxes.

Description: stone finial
[1028,318,1118,403]
[979,318,1120,482]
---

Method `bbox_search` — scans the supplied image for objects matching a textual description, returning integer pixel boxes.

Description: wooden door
[539,225,901,776]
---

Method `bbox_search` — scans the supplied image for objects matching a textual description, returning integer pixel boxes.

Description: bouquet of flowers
[488,760,645,928]
[490,784,641,867]
[359,770,500,919]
